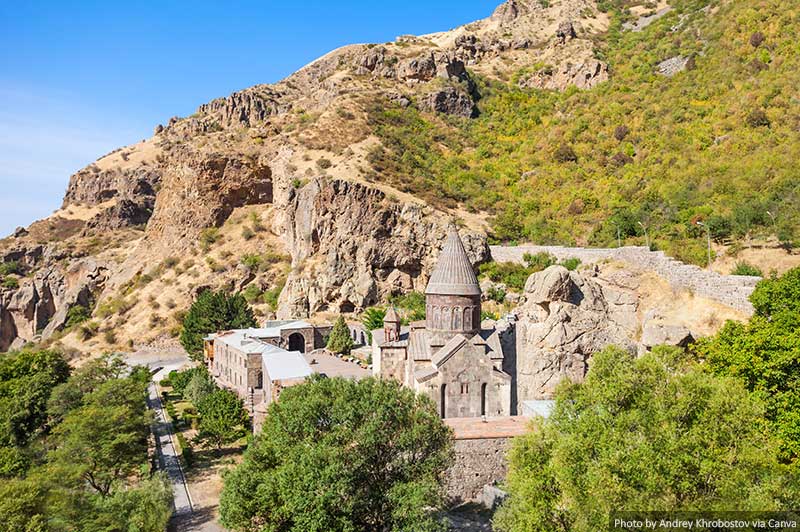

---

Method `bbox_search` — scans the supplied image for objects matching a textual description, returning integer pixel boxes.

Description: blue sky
[0,0,499,236]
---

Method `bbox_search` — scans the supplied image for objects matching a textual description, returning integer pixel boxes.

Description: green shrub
[731,262,763,277]
[65,305,91,328]
[523,252,556,271]
[388,291,426,322]
[242,284,263,303]
[78,321,100,340]
[199,227,220,250]
[0,261,21,276]
[240,254,263,272]
[2,276,19,289]
[559,258,581,271]
[486,286,507,303]
[479,262,531,292]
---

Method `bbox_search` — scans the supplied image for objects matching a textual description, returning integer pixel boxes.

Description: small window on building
[460,383,469,394]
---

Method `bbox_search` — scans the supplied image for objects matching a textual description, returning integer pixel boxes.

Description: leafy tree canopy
[495,346,799,532]
[0,349,70,447]
[196,388,249,450]
[694,266,800,462]
[220,376,454,532]
[180,289,257,361]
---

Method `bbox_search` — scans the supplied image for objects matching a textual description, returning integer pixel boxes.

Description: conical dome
[383,306,400,323]
[425,226,481,296]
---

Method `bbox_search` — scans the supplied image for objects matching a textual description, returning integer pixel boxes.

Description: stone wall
[445,437,512,504]
[491,245,760,314]
[443,416,529,504]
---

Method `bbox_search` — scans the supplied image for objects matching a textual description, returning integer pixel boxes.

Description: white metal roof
[263,350,313,381]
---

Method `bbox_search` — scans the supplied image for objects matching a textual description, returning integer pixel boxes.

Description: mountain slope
[368,0,800,264]
[0,0,798,354]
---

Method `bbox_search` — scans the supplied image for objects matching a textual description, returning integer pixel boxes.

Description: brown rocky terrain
[0,0,619,354]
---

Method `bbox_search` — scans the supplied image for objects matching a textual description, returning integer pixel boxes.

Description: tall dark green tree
[495,347,799,532]
[180,289,256,361]
[220,376,454,532]
[326,315,354,355]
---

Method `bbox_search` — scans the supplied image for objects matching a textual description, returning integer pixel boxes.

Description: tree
[495,347,799,532]
[326,315,354,355]
[168,366,207,397]
[0,350,70,447]
[694,267,800,463]
[196,389,249,450]
[361,307,386,332]
[184,369,217,407]
[220,376,453,532]
[180,290,256,361]
[748,266,800,318]
[49,378,150,497]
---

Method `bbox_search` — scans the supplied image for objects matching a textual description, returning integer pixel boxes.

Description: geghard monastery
[205,225,527,426]
[373,226,513,418]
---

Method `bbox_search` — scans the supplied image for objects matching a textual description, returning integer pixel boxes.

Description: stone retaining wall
[443,416,529,504]
[445,437,512,504]
[490,245,760,315]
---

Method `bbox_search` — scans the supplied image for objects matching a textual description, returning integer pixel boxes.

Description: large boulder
[513,266,637,403]
[641,321,694,349]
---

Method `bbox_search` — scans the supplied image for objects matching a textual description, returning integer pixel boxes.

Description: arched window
[442,307,450,329]
[454,307,462,329]
[440,384,447,418]
[256,371,263,389]
[481,383,487,416]
[464,307,472,329]
[433,306,441,329]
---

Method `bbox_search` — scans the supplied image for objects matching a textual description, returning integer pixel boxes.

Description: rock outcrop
[278,178,489,318]
[0,256,107,350]
[196,87,290,127]
[513,266,637,402]
[422,86,477,118]
[518,58,608,90]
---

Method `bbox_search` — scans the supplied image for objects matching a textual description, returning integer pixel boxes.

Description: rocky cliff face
[0,244,107,351]
[510,261,747,406]
[278,178,489,318]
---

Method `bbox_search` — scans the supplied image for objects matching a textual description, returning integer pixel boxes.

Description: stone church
[373,226,512,418]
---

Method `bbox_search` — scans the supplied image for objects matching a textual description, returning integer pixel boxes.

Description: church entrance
[288,332,305,353]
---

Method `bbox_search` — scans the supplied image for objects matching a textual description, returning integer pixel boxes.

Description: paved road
[129,351,227,531]
[148,380,193,517]
[127,353,195,519]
